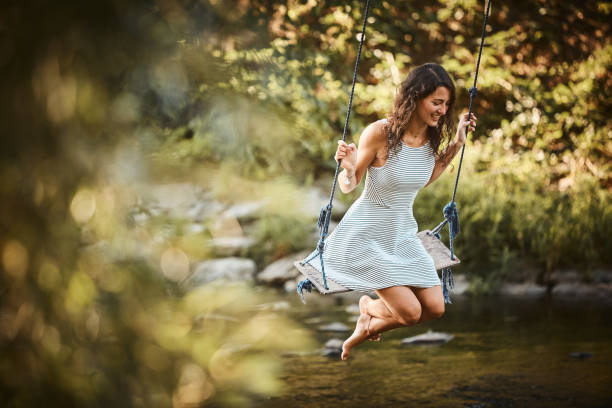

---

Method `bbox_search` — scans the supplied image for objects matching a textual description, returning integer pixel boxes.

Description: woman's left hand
[456,112,477,145]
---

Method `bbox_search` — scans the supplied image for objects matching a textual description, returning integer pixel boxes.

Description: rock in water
[401,330,454,345]
[317,322,350,332]
[322,338,343,358]
[324,338,343,349]
[569,352,593,359]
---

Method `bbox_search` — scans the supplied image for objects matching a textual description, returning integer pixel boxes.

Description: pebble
[322,338,343,358]
[324,338,343,349]
[317,322,351,332]
[401,330,454,345]
[569,352,593,360]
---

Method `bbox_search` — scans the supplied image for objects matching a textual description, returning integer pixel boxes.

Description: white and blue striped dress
[304,120,441,292]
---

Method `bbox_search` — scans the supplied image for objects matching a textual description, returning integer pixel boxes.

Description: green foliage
[166,0,610,280]
[2,0,612,404]
[248,214,313,266]
[416,140,612,284]
[1,1,321,406]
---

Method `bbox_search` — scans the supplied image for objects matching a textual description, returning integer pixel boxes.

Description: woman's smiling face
[415,86,451,127]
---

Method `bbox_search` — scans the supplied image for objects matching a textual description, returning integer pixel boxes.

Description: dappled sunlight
[2,240,29,280]
[70,189,97,224]
[1,0,610,406]
[160,247,191,281]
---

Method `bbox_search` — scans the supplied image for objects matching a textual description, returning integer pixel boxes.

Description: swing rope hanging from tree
[295,0,492,303]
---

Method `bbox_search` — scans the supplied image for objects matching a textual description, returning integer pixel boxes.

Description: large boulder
[222,200,268,222]
[548,269,582,284]
[132,182,223,221]
[184,257,257,288]
[210,237,255,256]
[300,187,348,220]
[551,283,612,299]
[257,250,311,286]
[500,282,547,297]
[186,200,224,222]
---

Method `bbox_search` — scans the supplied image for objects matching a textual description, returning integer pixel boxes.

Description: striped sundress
[303,119,441,292]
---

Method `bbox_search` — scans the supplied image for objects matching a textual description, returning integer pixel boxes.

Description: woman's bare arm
[424,140,463,187]
[337,122,387,194]
[424,112,476,188]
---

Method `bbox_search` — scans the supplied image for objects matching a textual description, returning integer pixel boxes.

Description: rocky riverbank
[97,182,612,301]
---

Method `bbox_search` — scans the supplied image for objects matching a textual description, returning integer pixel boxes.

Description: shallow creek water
[261,293,612,407]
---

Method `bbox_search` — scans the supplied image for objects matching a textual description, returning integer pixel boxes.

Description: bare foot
[359,295,381,341]
[341,313,370,360]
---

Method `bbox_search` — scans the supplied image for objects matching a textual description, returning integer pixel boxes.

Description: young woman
[302,63,476,360]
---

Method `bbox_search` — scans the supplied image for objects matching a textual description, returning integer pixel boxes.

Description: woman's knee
[395,303,422,326]
[423,302,445,321]
[376,286,422,326]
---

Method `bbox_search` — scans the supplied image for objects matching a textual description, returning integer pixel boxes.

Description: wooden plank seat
[294,230,460,295]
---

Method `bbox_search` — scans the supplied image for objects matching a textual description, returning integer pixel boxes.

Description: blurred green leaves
[1,0,611,405]
[1,1,320,406]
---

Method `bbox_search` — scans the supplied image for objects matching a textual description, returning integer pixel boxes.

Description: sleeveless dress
[303,120,441,292]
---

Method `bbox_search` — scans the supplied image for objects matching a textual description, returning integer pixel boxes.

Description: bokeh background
[1,0,611,406]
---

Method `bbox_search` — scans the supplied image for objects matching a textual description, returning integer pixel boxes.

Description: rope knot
[317,204,333,233]
[443,201,460,239]
[469,86,478,98]
[316,238,326,253]
[296,279,313,304]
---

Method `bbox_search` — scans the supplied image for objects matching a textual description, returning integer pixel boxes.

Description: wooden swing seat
[294,230,460,295]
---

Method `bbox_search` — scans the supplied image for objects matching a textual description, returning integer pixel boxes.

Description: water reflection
[263,294,612,407]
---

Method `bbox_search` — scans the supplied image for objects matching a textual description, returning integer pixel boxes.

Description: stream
[260,293,612,407]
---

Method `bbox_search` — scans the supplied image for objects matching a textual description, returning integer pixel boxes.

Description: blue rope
[300,0,492,307]
[299,0,372,302]
[296,279,313,304]
[318,249,328,290]
[441,268,455,304]
[433,232,455,304]
[443,201,460,260]
[450,0,491,202]
[435,0,492,304]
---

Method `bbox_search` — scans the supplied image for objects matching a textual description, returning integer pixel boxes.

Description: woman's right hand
[334,140,357,172]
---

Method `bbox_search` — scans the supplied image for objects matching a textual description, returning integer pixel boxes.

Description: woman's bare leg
[361,296,394,320]
[359,295,395,341]
[364,285,445,324]
[341,313,372,360]
[367,286,422,334]
[342,286,421,360]
[411,285,445,323]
